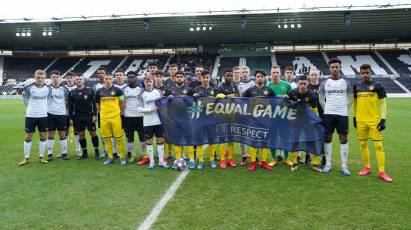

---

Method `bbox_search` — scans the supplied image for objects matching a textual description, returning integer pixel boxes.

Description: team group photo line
[20,57,392,182]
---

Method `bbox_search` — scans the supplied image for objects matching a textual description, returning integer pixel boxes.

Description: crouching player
[138,74,168,169]
[286,75,322,172]
[95,73,126,165]
[353,64,392,182]
[193,70,218,169]
[243,69,276,172]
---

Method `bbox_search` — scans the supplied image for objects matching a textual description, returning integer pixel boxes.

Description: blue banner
[156,96,324,154]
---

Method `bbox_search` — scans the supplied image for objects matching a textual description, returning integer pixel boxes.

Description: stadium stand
[3,57,54,82]
[326,51,393,76]
[245,56,271,75]
[72,56,125,78]
[119,55,169,75]
[379,51,411,76]
[46,57,81,76]
[396,77,411,91]
[275,52,329,75]
[346,77,406,93]
[217,57,240,76]
[168,54,215,76]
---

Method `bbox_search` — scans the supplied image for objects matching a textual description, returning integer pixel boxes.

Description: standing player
[19,70,51,165]
[215,69,240,169]
[168,71,195,168]
[64,71,81,158]
[319,58,353,176]
[69,74,100,159]
[113,68,128,157]
[287,75,322,172]
[237,66,255,165]
[138,74,168,169]
[243,70,275,172]
[232,66,242,84]
[193,70,218,169]
[266,65,292,167]
[164,63,178,88]
[46,70,69,161]
[189,65,204,89]
[284,66,298,89]
[123,73,147,163]
[94,67,109,158]
[95,73,127,165]
[308,68,325,166]
[353,64,392,182]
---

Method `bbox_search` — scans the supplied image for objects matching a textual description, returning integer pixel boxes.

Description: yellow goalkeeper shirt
[95,86,124,119]
[353,80,386,122]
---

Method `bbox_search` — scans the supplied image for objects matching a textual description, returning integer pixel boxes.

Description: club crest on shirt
[162,90,166,95]
[111,91,116,96]
[210,90,215,95]
[183,89,187,94]
[281,86,286,91]
[263,90,268,95]
[305,97,310,102]
[84,95,88,100]
[368,85,374,91]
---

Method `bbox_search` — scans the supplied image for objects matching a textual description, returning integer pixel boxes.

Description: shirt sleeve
[346,79,354,108]
[318,80,326,110]
[95,89,101,103]
[68,91,74,118]
[23,84,31,106]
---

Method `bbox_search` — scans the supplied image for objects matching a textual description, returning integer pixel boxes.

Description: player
[69,74,100,159]
[215,69,240,169]
[243,70,275,172]
[308,68,325,166]
[93,67,109,158]
[353,64,392,182]
[266,65,292,167]
[113,68,128,157]
[286,75,322,172]
[164,63,178,88]
[168,71,195,168]
[64,71,81,158]
[192,70,218,169]
[237,66,255,166]
[137,74,168,169]
[284,66,298,89]
[319,58,353,176]
[95,73,127,165]
[232,66,242,84]
[19,70,51,165]
[123,73,147,164]
[46,70,69,161]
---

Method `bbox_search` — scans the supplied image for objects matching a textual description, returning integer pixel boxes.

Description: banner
[156,96,324,154]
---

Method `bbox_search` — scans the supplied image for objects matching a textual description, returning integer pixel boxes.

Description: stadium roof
[0,5,410,50]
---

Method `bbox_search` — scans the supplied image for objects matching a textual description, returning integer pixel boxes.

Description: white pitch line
[137,170,189,230]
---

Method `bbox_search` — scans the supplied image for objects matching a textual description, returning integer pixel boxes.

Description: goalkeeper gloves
[377,119,386,131]
[216,93,226,99]
[353,117,357,129]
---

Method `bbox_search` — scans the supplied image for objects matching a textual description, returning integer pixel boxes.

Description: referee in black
[68,74,100,159]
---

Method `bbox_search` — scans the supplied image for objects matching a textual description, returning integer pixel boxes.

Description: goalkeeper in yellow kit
[353,64,392,182]
[95,73,126,165]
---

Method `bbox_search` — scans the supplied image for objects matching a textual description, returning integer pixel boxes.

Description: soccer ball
[173,158,186,171]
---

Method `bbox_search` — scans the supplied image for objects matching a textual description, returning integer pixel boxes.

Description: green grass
[1,99,410,229]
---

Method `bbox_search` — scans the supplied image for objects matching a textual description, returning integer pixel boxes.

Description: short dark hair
[66,71,76,77]
[76,73,84,77]
[298,75,308,81]
[328,58,342,65]
[201,70,210,76]
[360,64,371,70]
[168,63,178,68]
[284,66,295,73]
[50,70,61,76]
[126,71,136,76]
[114,68,124,74]
[175,70,185,76]
[154,70,164,76]
[148,62,158,67]
[254,69,266,76]
[195,65,204,70]
[223,68,233,75]
[97,67,106,72]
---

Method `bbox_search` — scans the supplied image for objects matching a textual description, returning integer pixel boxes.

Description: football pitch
[1,98,410,229]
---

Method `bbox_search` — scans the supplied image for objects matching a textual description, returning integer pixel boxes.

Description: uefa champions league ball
[173,158,186,171]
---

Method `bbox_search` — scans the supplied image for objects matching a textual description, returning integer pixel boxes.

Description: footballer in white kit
[20,70,52,165]
[319,58,353,176]
[47,70,69,161]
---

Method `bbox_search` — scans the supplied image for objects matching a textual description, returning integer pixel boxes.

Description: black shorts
[97,113,101,128]
[47,113,67,131]
[124,117,145,140]
[144,125,164,139]
[121,115,125,129]
[73,115,96,133]
[323,115,349,135]
[25,117,47,133]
